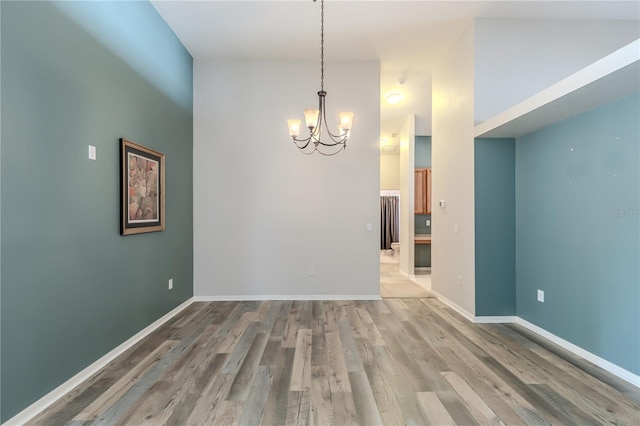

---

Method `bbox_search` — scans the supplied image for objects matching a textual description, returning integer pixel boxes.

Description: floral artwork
[120,138,165,235]
[128,153,159,222]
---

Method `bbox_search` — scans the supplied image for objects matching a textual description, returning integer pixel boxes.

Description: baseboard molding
[3,298,195,426]
[514,317,640,388]
[474,316,517,324]
[412,279,432,292]
[470,313,639,387]
[194,294,382,302]
[428,289,475,322]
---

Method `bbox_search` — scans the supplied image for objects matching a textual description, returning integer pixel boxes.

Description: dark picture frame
[120,138,165,235]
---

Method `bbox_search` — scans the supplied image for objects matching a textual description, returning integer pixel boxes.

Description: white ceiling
[151,0,640,154]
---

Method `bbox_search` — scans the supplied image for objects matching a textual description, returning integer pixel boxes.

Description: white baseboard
[194,294,382,302]
[474,316,517,324]
[410,275,432,292]
[470,313,639,387]
[3,298,194,426]
[412,279,432,292]
[428,289,475,322]
[515,317,640,388]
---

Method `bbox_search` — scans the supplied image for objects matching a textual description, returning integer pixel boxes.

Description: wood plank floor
[380,252,430,298]
[29,299,640,425]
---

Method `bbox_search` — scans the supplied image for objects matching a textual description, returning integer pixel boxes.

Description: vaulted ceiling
[152,1,639,153]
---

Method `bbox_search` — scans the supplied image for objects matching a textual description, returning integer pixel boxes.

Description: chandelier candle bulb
[288,119,301,138]
[339,112,354,131]
[304,109,320,129]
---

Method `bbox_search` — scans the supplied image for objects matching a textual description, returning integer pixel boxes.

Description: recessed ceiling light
[386,92,402,105]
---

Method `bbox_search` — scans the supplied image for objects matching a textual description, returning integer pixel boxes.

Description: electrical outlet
[426,219,430,226]
[168,279,173,290]
[88,145,97,160]
[537,289,544,303]
[308,267,315,277]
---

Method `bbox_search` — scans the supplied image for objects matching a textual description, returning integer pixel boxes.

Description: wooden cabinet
[426,168,432,214]
[414,168,431,214]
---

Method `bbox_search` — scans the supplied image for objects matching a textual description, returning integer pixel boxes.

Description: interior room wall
[474,18,640,123]
[431,24,477,317]
[399,115,416,277]
[516,93,639,376]
[380,154,400,190]
[193,59,380,299]
[0,2,193,421]
[474,138,515,316]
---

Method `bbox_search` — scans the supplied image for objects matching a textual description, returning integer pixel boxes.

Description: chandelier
[287,0,354,156]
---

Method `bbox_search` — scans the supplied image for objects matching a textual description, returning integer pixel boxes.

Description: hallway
[379,251,430,298]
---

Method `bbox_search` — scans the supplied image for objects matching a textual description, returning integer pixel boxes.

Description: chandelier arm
[315,138,345,147]
[314,145,346,156]
[320,99,348,140]
[292,136,313,150]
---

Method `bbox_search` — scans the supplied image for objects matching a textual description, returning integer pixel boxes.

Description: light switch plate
[537,289,544,302]
[88,145,97,160]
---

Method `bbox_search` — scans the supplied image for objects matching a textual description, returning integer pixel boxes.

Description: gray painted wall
[475,138,516,316]
[516,93,639,375]
[0,2,193,420]
[193,58,380,299]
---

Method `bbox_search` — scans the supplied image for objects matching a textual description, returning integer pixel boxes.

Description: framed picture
[120,138,165,235]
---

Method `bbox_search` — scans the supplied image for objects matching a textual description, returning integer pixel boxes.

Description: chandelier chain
[320,0,324,91]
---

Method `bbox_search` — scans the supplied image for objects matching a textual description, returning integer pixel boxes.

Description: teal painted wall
[415,136,432,168]
[415,136,431,267]
[475,138,516,316]
[516,93,639,375]
[0,2,193,421]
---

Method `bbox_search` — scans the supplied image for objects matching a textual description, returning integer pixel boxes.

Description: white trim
[515,317,640,388]
[428,289,475,322]
[194,294,382,302]
[380,189,400,197]
[474,316,517,324]
[469,314,639,386]
[3,298,195,426]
